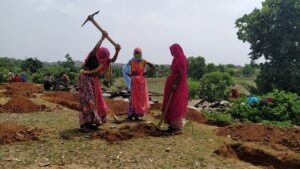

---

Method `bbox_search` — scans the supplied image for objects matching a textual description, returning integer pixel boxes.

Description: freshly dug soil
[0,122,42,144]
[0,95,46,113]
[217,123,300,153]
[3,82,43,98]
[42,92,80,111]
[92,123,165,143]
[42,92,129,116]
[149,103,162,111]
[215,143,300,169]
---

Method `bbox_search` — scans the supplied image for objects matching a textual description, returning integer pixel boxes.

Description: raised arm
[110,44,121,63]
[91,31,108,53]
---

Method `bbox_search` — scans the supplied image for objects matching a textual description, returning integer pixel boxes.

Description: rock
[201,101,211,108]
[110,126,117,129]
[102,93,111,98]
[188,99,202,108]
[165,147,171,152]
[123,98,129,102]
[113,96,123,101]
[220,100,230,106]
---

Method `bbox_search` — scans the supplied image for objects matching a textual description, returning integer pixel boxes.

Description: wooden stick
[158,91,174,128]
[90,19,117,47]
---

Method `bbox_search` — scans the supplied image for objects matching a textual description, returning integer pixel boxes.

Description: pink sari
[162,44,188,129]
[79,48,110,127]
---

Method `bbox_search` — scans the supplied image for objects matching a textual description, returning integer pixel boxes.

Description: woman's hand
[115,44,121,52]
[102,31,108,38]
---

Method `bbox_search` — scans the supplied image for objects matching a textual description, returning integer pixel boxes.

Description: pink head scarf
[134,48,142,55]
[169,43,187,77]
[84,47,110,70]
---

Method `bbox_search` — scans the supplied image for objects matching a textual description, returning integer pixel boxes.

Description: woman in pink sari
[162,43,188,133]
[79,31,121,131]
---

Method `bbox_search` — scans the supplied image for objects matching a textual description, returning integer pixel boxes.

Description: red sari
[162,44,188,129]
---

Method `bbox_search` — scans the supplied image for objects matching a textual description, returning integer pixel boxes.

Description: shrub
[199,72,233,102]
[188,80,199,99]
[204,112,234,126]
[227,90,300,125]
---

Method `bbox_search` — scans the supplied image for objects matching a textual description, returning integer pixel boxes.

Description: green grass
[0,96,262,169]
[233,77,257,95]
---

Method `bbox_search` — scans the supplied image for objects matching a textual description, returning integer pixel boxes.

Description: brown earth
[41,91,129,115]
[0,95,46,113]
[91,123,166,143]
[0,122,42,144]
[3,82,43,98]
[217,123,300,153]
[215,143,300,169]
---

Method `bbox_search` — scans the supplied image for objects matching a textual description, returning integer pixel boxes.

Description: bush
[0,67,9,83]
[188,80,199,99]
[199,72,233,102]
[204,112,234,126]
[227,90,300,125]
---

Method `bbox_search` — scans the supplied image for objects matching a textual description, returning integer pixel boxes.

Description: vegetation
[236,0,300,94]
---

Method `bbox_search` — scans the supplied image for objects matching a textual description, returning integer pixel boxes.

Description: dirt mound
[105,99,128,116]
[3,82,43,98]
[0,122,42,144]
[186,108,207,124]
[42,92,80,111]
[42,92,129,115]
[149,103,162,110]
[217,123,300,152]
[0,95,46,113]
[92,123,165,143]
[215,143,300,169]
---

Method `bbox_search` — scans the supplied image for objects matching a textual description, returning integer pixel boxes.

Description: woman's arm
[110,44,121,63]
[80,64,104,75]
[91,31,108,53]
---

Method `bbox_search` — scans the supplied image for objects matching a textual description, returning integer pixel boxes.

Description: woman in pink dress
[162,43,188,133]
[79,31,121,131]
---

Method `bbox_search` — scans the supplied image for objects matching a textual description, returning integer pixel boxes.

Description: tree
[60,54,76,72]
[21,57,43,73]
[206,63,219,73]
[236,0,300,94]
[187,56,206,80]
[242,64,255,77]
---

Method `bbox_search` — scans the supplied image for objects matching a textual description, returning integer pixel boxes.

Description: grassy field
[232,77,257,96]
[0,95,264,169]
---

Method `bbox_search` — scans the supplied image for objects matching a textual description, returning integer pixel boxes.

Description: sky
[0,0,264,65]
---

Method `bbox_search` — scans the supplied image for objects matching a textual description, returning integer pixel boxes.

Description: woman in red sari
[128,48,155,120]
[79,31,121,131]
[162,43,188,133]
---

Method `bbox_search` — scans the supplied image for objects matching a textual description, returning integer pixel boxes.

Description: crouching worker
[79,31,121,131]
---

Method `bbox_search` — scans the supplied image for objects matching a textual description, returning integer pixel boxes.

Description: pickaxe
[82,11,117,47]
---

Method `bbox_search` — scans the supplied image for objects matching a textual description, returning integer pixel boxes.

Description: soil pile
[3,82,43,98]
[42,92,129,115]
[217,123,300,152]
[215,143,300,169]
[0,122,42,144]
[186,108,207,124]
[42,92,80,111]
[149,103,162,111]
[105,99,128,116]
[92,123,165,143]
[0,95,46,113]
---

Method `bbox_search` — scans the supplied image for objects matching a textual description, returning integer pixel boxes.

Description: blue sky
[0,0,263,65]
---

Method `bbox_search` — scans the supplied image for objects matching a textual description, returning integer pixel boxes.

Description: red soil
[92,123,165,143]
[0,95,46,113]
[3,82,43,98]
[217,123,300,153]
[0,122,42,144]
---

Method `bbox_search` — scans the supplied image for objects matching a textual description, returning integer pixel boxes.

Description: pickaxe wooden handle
[82,11,118,47]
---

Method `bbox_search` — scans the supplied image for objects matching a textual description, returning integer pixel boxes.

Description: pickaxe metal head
[81,11,100,27]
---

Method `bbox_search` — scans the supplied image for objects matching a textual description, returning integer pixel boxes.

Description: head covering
[84,47,110,70]
[170,43,185,58]
[134,48,142,55]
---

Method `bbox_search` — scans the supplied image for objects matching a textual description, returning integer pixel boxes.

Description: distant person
[79,30,121,131]
[20,72,27,82]
[230,88,240,99]
[8,72,14,83]
[14,74,20,82]
[247,95,260,105]
[162,44,188,134]
[127,48,155,120]
[103,63,113,87]
[44,73,53,91]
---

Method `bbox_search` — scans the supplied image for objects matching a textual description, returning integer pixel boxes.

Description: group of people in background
[7,72,27,83]
[78,16,188,134]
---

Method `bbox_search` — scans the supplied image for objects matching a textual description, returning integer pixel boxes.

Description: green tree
[21,57,43,73]
[60,54,76,72]
[236,0,300,94]
[206,63,219,73]
[242,64,255,77]
[187,56,206,80]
